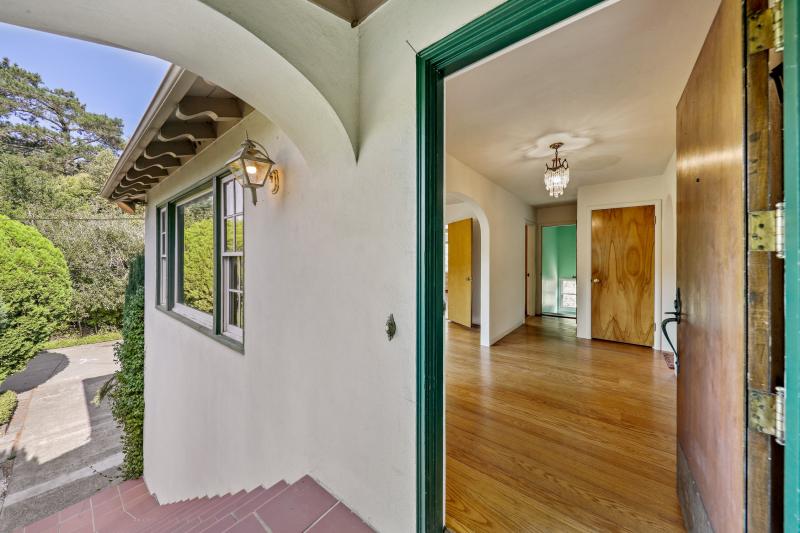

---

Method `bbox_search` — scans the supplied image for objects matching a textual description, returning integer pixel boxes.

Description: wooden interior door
[676,0,746,531]
[590,205,655,346]
[447,219,472,327]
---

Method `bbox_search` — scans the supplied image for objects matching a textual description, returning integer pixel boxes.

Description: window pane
[160,257,167,304]
[562,279,577,295]
[225,217,235,252]
[225,181,234,216]
[228,291,243,328]
[229,257,243,291]
[234,180,243,213]
[235,215,244,251]
[178,191,214,315]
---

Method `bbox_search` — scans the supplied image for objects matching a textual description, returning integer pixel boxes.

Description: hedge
[0,216,72,383]
[183,218,213,314]
[110,254,145,478]
[0,390,18,425]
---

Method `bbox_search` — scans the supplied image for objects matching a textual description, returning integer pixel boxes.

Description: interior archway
[446,191,490,346]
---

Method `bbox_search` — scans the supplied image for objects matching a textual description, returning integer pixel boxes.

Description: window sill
[155,305,244,354]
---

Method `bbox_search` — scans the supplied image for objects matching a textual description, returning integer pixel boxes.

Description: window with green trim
[156,171,245,348]
[174,187,214,328]
[221,176,244,341]
[157,207,167,306]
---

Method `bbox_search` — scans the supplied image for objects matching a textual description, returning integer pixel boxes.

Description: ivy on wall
[110,254,145,478]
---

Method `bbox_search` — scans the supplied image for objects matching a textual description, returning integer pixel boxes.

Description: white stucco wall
[576,153,678,352]
[0,1,556,531]
[129,3,513,531]
[446,155,535,345]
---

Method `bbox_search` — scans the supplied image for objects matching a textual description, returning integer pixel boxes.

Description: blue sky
[0,22,169,139]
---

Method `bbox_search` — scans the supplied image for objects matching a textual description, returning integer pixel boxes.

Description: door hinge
[748,202,785,258]
[749,386,785,445]
[749,0,784,54]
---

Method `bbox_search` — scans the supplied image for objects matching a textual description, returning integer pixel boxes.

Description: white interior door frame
[577,199,663,350]
[536,220,578,317]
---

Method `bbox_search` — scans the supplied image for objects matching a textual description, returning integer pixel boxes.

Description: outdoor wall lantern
[225,135,280,205]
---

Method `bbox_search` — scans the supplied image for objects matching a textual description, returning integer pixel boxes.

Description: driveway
[0,342,122,532]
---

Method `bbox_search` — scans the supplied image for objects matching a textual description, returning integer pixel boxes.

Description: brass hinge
[750,387,785,445]
[748,202,785,258]
[749,0,784,54]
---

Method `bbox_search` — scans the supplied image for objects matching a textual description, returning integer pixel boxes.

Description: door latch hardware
[385,314,397,341]
[749,387,785,445]
[749,203,785,258]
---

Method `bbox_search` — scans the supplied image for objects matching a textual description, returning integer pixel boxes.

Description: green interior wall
[541,224,577,316]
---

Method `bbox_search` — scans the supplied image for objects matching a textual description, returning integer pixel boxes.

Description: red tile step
[13,475,373,533]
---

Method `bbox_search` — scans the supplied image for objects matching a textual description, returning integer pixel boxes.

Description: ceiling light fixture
[544,142,570,198]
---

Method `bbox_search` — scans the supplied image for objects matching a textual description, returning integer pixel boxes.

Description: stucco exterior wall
[0,1,524,531]
[138,3,512,531]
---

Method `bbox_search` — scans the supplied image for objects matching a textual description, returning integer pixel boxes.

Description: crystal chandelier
[544,142,570,198]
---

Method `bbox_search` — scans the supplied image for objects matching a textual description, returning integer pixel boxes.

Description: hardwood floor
[445,316,683,532]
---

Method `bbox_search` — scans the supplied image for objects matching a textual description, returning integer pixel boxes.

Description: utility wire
[0,217,143,222]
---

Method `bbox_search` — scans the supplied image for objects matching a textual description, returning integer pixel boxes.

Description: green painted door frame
[784,1,800,529]
[417,1,800,531]
[415,1,604,531]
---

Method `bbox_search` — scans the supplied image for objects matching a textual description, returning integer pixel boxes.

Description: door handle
[466,276,471,281]
[592,278,600,284]
[661,288,683,374]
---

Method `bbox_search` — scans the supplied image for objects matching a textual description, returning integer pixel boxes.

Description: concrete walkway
[0,342,122,533]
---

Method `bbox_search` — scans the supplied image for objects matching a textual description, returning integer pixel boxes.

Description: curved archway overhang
[0,0,358,180]
[446,191,491,347]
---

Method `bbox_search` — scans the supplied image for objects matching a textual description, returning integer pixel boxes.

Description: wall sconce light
[225,135,280,205]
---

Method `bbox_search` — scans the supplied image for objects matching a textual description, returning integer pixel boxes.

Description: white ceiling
[445,0,721,206]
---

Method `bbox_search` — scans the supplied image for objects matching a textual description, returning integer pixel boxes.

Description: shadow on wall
[0,352,69,394]
[0,373,122,533]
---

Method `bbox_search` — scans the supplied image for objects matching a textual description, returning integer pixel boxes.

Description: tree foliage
[0,58,143,333]
[0,58,124,175]
[0,216,71,383]
[110,254,145,478]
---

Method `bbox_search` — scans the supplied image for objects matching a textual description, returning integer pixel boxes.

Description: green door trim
[784,0,800,529]
[415,1,604,531]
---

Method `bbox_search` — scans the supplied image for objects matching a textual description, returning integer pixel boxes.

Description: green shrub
[0,216,72,383]
[43,330,121,351]
[0,390,17,425]
[110,254,145,478]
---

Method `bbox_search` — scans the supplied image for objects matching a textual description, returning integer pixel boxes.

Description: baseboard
[490,320,525,345]
[677,443,714,533]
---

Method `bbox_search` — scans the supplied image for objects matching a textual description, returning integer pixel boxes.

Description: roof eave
[101,65,197,200]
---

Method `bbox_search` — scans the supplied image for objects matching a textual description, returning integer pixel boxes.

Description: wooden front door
[676,0,746,530]
[447,219,472,327]
[590,205,655,346]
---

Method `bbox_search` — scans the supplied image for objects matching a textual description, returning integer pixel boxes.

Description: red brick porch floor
[14,475,374,532]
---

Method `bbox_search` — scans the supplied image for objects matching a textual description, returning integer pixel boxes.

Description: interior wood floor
[445,316,683,532]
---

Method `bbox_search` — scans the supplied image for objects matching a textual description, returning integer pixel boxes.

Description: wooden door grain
[590,205,655,346]
[448,219,473,327]
[676,0,745,530]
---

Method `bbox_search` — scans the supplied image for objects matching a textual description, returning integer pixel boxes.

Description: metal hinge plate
[749,1,784,54]
[749,202,785,258]
[749,387,785,445]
